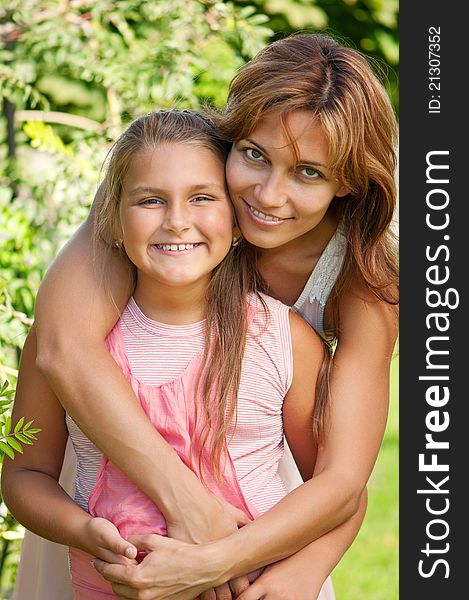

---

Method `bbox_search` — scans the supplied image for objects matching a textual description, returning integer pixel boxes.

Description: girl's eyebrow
[244,138,328,169]
[127,183,226,196]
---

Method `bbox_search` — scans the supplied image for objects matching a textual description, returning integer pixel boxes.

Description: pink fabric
[69,547,116,598]
[70,324,260,595]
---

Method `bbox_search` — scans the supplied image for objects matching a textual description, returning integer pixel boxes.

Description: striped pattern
[67,293,293,516]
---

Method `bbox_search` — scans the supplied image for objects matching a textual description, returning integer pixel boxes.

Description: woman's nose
[253,172,289,209]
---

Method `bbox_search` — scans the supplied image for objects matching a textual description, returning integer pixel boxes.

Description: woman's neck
[133,275,208,325]
[257,210,340,306]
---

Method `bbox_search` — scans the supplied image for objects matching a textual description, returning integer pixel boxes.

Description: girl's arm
[32,214,249,542]
[0,330,136,564]
[94,293,396,594]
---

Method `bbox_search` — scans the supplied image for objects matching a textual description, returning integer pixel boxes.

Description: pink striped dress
[68,293,293,597]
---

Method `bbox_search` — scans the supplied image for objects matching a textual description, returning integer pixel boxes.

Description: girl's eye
[192,195,212,203]
[245,148,264,161]
[299,166,321,180]
[140,197,163,206]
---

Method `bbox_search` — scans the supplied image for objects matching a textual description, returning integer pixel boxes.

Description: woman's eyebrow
[245,138,270,156]
[297,158,328,169]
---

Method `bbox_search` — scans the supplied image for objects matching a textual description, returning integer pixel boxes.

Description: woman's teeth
[155,243,199,251]
[250,206,284,222]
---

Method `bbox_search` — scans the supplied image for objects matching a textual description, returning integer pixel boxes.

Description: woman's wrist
[197,531,247,586]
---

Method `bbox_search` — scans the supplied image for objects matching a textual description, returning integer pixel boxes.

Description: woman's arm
[236,490,368,600]
[94,292,396,595]
[0,330,136,564]
[209,290,396,577]
[32,214,249,542]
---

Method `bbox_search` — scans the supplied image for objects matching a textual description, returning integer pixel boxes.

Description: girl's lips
[242,199,292,227]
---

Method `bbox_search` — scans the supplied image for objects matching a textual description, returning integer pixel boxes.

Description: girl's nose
[162,204,191,234]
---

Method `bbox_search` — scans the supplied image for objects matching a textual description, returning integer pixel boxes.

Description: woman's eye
[192,195,212,203]
[245,148,264,161]
[299,166,320,180]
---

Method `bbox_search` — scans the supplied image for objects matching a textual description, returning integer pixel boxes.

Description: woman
[15,32,397,599]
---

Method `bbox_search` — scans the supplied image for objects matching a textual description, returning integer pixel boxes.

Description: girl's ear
[231,224,242,247]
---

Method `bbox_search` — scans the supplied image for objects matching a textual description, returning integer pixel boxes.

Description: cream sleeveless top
[292,221,347,339]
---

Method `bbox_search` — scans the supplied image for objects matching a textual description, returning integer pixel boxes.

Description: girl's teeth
[156,243,197,251]
[250,207,283,222]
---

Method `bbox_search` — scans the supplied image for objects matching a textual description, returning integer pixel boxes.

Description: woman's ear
[335,184,350,198]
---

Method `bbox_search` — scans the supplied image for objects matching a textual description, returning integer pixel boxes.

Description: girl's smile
[226,110,349,251]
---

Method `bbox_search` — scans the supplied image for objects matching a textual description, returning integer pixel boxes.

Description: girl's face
[119,143,233,291]
[226,110,348,250]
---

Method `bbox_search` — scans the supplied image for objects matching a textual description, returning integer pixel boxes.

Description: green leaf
[3,416,11,436]
[14,416,25,433]
[0,440,15,459]
[7,437,23,453]
[23,420,34,431]
[15,433,33,445]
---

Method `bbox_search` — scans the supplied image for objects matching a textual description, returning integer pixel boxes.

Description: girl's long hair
[93,110,264,479]
[211,32,399,438]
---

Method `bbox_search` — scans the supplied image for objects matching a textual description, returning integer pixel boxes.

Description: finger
[92,558,139,586]
[229,575,250,596]
[235,580,265,600]
[108,582,146,599]
[127,533,169,552]
[214,582,234,600]
[95,518,138,560]
[200,589,217,600]
[97,547,137,566]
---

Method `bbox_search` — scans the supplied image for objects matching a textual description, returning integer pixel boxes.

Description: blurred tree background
[0,1,398,597]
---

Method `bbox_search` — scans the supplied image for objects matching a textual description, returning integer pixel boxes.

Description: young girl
[3,109,361,599]
[12,32,397,599]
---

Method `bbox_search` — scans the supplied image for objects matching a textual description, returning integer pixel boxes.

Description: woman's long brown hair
[210,33,399,439]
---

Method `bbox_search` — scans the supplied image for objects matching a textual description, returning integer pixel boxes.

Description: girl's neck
[133,275,208,325]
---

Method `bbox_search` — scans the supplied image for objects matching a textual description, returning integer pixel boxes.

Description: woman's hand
[167,493,250,544]
[168,494,252,600]
[234,555,323,600]
[93,534,216,599]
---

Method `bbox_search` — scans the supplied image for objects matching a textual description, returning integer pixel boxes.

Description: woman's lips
[243,199,292,226]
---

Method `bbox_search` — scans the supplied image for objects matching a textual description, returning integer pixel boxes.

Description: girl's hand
[82,517,138,565]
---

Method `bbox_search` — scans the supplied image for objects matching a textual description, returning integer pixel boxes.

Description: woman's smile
[242,198,293,226]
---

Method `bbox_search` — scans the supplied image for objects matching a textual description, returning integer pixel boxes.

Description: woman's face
[226,110,348,250]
